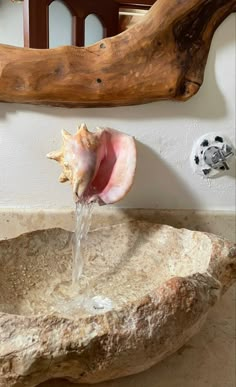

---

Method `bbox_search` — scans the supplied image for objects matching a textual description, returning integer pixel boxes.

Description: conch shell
[47,124,136,204]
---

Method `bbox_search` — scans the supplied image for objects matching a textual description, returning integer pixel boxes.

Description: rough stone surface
[0,221,235,387]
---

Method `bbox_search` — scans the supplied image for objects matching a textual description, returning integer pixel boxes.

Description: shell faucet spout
[47,124,136,204]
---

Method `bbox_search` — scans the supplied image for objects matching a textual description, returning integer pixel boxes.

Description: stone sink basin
[0,221,235,387]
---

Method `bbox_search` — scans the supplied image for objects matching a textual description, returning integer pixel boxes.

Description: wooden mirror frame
[0,0,235,108]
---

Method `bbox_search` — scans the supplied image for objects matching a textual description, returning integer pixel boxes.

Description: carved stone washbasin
[0,221,235,387]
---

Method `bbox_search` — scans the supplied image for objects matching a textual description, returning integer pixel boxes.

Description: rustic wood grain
[0,0,235,108]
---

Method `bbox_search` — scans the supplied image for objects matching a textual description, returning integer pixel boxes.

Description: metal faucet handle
[204,145,234,170]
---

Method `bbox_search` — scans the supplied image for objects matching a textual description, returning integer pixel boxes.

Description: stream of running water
[72,200,96,284]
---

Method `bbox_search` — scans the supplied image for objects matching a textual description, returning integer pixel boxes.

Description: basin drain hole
[84,296,113,314]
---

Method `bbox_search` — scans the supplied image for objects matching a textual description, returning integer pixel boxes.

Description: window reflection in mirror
[0,0,24,47]
[49,0,73,48]
[85,14,105,47]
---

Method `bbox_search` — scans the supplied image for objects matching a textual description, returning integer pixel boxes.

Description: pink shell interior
[85,129,136,204]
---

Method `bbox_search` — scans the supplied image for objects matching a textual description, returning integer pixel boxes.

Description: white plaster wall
[0,1,235,210]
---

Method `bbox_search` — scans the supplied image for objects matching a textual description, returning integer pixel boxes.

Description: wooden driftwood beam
[0,0,235,107]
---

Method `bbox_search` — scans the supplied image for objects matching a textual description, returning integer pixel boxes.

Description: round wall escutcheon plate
[190,133,235,177]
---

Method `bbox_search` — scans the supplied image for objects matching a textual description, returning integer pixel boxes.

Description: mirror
[23,0,154,49]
